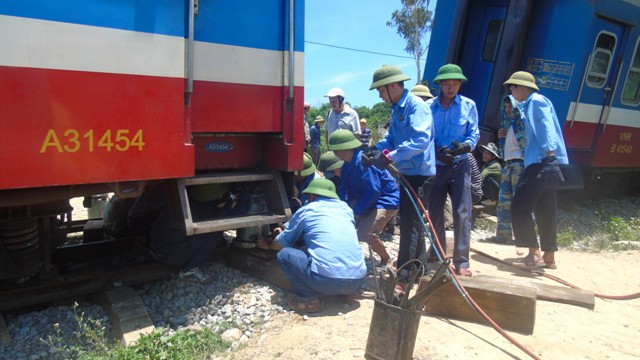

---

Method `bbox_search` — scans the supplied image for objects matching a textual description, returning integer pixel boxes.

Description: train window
[621,37,640,106]
[482,20,504,62]
[586,32,617,88]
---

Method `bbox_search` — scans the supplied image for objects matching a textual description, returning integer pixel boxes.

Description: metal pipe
[187,0,195,95]
[602,60,623,132]
[569,54,591,129]
[288,0,295,98]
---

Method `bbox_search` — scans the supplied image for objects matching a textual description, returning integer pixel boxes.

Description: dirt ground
[227,241,640,360]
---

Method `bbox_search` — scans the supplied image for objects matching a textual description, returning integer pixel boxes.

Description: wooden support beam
[423,276,537,334]
[96,287,155,346]
[223,246,292,291]
[475,275,595,310]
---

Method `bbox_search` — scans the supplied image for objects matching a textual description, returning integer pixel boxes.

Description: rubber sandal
[544,262,558,269]
[290,299,323,313]
[512,256,546,270]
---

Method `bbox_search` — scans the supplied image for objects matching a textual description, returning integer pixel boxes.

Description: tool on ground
[368,244,384,303]
[406,260,451,310]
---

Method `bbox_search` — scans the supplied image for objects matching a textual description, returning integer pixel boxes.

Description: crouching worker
[329,129,400,269]
[257,178,367,313]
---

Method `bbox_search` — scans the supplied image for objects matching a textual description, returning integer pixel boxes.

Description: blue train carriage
[425,0,640,178]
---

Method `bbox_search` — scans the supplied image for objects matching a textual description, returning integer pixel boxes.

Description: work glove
[361,149,379,167]
[448,140,472,156]
[541,155,565,186]
[360,145,379,167]
[371,149,393,170]
[436,146,454,164]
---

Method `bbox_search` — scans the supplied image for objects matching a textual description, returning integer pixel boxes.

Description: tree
[387,0,433,83]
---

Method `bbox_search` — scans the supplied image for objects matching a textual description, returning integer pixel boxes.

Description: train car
[0,0,305,282]
[424,0,640,188]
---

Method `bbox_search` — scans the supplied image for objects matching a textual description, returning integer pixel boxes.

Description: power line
[305,40,424,61]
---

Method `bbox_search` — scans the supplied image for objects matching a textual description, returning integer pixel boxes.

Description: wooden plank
[475,275,595,310]
[423,276,537,334]
[96,287,155,346]
[224,247,292,291]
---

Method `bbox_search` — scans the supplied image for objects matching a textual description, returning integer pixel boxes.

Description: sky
[304,0,437,109]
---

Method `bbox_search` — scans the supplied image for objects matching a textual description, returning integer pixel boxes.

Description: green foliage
[387,0,433,82]
[557,227,577,248]
[605,216,640,242]
[306,102,392,152]
[41,302,229,360]
[93,327,229,360]
[40,302,113,359]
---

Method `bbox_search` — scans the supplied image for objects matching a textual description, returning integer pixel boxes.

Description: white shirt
[504,126,523,161]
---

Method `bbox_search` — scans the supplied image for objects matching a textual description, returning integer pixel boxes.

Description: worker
[257,178,367,313]
[292,153,321,213]
[328,129,400,268]
[505,71,567,270]
[427,64,480,277]
[317,151,344,194]
[366,64,435,286]
[324,87,361,142]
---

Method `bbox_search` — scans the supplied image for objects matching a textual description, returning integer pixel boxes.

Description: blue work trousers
[511,164,558,252]
[427,157,472,269]
[397,175,430,277]
[277,247,365,302]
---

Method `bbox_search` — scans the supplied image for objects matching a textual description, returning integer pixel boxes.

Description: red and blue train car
[0,0,305,281]
[425,0,640,186]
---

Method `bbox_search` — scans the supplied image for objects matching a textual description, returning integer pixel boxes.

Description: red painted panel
[191,81,304,133]
[191,84,305,171]
[590,124,640,168]
[564,121,640,169]
[0,66,194,190]
[563,121,598,149]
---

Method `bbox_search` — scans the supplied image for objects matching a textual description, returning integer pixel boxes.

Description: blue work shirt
[430,94,480,164]
[275,197,367,279]
[295,172,320,205]
[519,92,568,167]
[376,89,435,176]
[339,148,400,216]
[310,124,322,149]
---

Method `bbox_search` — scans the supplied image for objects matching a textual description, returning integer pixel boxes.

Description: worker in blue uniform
[292,152,321,213]
[365,65,435,285]
[328,129,400,268]
[427,64,480,277]
[505,71,567,270]
[257,178,367,313]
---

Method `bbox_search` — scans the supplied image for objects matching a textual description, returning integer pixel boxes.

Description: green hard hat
[433,64,468,84]
[328,129,363,151]
[318,151,344,172]
[295,152,316,177]
[302,178,338,199]
[369,65,411,90]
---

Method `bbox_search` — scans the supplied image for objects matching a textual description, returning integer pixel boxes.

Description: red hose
[397,172,542,360]
[469,247,640,300]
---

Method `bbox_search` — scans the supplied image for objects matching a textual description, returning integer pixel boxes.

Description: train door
[458,3,507,123]
[565,18,627,150]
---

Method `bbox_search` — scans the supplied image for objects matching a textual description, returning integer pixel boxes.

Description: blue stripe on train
[0,0,304,52]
